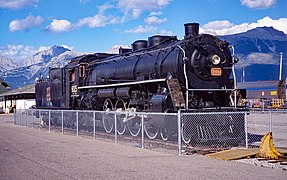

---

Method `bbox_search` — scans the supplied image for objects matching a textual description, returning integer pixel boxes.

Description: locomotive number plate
[211,68,222,76]
[71,85,78,93]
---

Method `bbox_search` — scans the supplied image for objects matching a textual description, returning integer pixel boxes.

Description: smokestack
[184,23,199,38]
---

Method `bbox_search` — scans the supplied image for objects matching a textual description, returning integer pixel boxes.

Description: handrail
[177,45,189,110]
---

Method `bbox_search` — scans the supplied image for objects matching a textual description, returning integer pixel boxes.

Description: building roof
[237,80,279,89]
[0,80,11,94]
[0,84,35,97]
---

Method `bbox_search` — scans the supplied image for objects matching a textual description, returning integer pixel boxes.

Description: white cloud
[236,53,278,67]
[76,15,108,28]
[0,0,37,9]
[201,16,287,35]
[246,53,276,64]
[202,20,233,31]
[117,0,171,19]
[125,25,157,33]
[250,16,287,33]
[126,9,168,34]
[144,15,167,25]
[79,0,90,4]
[98,3,114,14]
[240,0,276,9]
[45,14,122,33]
[9,15,44,32]
[34,0,170,34]
[45,19,73,33]
[7,0,171,33]
[149,11,163,16]
[158,29,173,36]
[0,44,36,62]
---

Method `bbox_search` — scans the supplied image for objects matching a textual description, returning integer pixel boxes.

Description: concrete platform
[1,114,287,180]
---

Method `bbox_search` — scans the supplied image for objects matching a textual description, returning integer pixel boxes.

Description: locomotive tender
[36,23,245,142]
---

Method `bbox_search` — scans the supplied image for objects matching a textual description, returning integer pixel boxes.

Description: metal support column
[245,112,248,148]
[269,112,272,132]
[76,111,79,136]
[114,113,117,143]
[61,111,64,134]
[48,110,51,132]
[177,110,182,155]
[141,114,144,149]
[93,111,96,140]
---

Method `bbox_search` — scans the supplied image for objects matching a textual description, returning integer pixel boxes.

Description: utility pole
[242,65,245,82]
[279,52,283,80]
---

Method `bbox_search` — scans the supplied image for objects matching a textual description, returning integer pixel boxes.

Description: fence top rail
[180,111,248,115]
[33,109,178,116]
[21,108,287,116]
[250,109,287,112]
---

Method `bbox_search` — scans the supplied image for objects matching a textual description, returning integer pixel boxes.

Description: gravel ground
[1,113,287,180]
[235,158,287,171]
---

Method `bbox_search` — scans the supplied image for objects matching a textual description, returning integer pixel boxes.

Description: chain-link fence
[247,110,287,148]
[13,109,287,155]
[180,111,246,147]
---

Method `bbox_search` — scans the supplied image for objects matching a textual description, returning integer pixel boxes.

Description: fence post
[13,109,16,124]
[269,112,272,132]
[39,110,41,129]
[114,113,117,143]
[141,113,144,149]
[177,110,182,156]
[93,111,96,140]
[48,110,51,132]
[76,111,79,136]
[32,111,34,128]
[245,112,248,148]
[19,109,22,125]
[25,109,27,127]
[61,111,64,134]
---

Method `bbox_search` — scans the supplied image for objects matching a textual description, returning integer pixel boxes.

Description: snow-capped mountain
[23,45,71,66]
[0,46,83,88]
[0,56,20,72]
[220,27,287,81]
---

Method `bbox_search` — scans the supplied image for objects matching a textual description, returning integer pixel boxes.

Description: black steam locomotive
[36,23,245,142]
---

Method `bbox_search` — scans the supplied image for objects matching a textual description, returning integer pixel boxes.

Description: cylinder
[115,87,132,98]
[184,23,199,37]
[98,88,115,98]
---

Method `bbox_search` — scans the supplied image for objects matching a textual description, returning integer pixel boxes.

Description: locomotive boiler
[36,23,245,142]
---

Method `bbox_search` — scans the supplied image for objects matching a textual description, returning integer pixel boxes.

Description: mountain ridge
[0,46,83,88]
[221,26,287,41]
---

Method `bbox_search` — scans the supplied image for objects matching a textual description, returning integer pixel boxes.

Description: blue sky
[0,0,286,61]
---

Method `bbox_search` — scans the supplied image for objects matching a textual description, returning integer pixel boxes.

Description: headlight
[211,54,221,65]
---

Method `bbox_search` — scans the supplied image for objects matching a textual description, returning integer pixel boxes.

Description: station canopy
[0,84,35,100]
